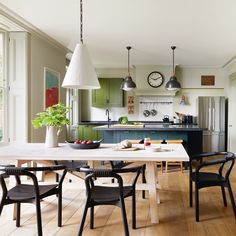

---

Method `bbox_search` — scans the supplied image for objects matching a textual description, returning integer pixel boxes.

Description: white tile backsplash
[139,96,174,121]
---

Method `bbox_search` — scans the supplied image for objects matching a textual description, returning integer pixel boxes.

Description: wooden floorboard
[0,166,236,236]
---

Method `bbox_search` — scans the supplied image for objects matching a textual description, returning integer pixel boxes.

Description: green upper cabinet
[92,78,124,107]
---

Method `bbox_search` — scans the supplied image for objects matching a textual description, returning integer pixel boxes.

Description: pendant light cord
[80,0,83,43]
[171,46,176,76]
[172,48,174,75]
[127,46,131,75]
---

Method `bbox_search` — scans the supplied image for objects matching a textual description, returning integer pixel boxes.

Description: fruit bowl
[66,140,102,149]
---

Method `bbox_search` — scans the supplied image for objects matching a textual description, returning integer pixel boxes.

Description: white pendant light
[62,0,100,89]
[120,46,137,91]
[165,46,181,91]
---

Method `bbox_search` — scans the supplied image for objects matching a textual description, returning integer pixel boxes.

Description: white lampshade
[62,43,100,89]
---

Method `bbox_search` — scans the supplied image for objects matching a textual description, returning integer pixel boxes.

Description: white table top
[0,143,189,162]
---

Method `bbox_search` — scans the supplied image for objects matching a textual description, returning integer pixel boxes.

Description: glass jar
[144,137,151,148]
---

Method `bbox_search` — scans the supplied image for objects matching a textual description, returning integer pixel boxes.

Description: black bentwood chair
[0,165,67,236]
[54,160,89,182]
[77,165,142,236]
[189,152,236,221]
[110,139,147,199]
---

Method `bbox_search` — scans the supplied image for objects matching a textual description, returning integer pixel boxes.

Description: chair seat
[8,184,58,201]
[91,186,133,203]
[191,172,226,183]
[189,152,236,222]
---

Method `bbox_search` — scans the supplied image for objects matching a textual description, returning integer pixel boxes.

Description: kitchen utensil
[150,103,157,116]
[150,109,157,116]
[173,118,181,124]
[143,109,150,117]
[162,115,169,123]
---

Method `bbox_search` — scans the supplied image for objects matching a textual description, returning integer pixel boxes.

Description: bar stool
[165,140,183,173]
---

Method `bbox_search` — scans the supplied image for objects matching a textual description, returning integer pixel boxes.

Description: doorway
[228,72,236,153]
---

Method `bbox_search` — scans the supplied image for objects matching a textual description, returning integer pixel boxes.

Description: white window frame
[0,30,9,146]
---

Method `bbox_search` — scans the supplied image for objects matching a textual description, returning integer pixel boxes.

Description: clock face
[147,71,164,88]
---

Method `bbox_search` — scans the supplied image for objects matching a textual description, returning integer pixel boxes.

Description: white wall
[179,67,225,88]
[81,66,226,122]
[30,34,67,142]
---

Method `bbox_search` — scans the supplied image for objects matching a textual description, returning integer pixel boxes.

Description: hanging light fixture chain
[80,0,83,43]
[127,46,131,75]
[173,48,174,74]
[171,46,176,75]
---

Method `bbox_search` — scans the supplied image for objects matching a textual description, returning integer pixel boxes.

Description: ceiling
[1,0,236,68]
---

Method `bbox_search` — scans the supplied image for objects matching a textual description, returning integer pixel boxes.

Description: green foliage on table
[32,102,70,129]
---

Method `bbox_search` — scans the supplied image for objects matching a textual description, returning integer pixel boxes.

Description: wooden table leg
[146,162,159,223]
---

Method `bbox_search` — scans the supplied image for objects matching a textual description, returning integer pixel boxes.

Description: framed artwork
[128,95,134,114]
[44,67,60,108]
[201,75,215,86]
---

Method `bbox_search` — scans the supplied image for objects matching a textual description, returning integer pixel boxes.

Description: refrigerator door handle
[208,108,211,130]
[212,107,215,131]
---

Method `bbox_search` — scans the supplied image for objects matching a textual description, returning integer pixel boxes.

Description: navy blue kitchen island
[94,124,205,156]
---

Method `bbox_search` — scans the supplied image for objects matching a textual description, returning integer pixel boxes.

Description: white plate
[146,147,172,152]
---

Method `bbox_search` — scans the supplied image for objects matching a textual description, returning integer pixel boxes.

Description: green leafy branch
[32,102,70,129]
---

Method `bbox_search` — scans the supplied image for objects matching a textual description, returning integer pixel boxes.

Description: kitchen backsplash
[139,96,173,121]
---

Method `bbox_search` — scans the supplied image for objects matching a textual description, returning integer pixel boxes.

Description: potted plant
[32,102,70,147]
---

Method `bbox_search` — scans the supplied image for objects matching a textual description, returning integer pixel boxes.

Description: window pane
[0,89,3,142]
[0,33,4,142]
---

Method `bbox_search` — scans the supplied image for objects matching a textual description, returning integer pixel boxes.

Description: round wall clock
[147,71,164,88]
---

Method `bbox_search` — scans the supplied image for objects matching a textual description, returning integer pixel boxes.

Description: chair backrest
[79,166,142,196]
[0,165,67,196]
[190,152,235,180]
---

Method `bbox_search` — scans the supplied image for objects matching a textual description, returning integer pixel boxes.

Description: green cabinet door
[107,78,124,107]
[92,78,124,107]
[92,79,108,107]
[77,125,101,141]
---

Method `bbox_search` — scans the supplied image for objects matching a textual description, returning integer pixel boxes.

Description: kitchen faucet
[106,109,111,123]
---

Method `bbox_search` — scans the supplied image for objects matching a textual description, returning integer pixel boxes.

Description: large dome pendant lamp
[120,46,137,91]
[165,46,181,91]
[62,0,100,89]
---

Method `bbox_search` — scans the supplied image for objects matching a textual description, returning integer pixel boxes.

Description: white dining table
[0,143,189,224]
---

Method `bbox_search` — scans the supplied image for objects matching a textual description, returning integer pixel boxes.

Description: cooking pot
[162,115,169,123]
[150,109,157,116]
[143,110,150,117]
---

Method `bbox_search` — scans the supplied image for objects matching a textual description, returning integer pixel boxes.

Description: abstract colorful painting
[44,68,60,108]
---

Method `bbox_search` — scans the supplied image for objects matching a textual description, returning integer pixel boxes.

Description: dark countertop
[78,121,176,125]
[93,124,205,131]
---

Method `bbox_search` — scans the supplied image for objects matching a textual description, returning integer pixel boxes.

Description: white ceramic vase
[45,126,59,148]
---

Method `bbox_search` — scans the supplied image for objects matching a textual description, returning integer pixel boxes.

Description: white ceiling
[1,0,236,68]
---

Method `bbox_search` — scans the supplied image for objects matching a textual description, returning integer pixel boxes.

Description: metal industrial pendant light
[62,0,100,89]
[120,46,137,91]
[165,46,181,91]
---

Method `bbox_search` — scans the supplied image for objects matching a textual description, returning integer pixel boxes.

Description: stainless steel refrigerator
[198,96,227,152]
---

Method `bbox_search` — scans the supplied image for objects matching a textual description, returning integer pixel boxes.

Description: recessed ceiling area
[1,0,236,68]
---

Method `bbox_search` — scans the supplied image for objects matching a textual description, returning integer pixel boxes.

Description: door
[228,73,236,153]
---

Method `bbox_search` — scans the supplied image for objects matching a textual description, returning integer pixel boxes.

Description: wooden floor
[0,165,236,236]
